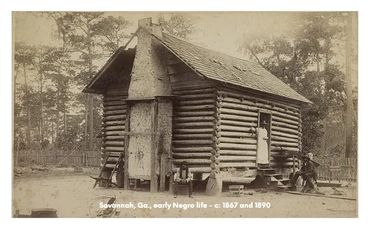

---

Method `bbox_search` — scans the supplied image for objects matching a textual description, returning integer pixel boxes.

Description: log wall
[101,91,128,168]
[217,87,302,172]
[171,86,217,173]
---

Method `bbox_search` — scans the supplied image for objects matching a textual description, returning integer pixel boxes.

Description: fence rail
[316,157,357,182]
[15,150,101,167]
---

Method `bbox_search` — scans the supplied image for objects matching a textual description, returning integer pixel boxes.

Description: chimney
[128,17,170,98]
[125,18,172,192]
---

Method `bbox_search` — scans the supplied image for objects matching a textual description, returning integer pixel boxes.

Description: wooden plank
[172,153,212,158]
[176,104,215,111]
[219,143,256,150]
[104,109,127,116]
[272,125,300,135]
[219,156,256,161]
[271,136,298,143]
[174,121,214,128]
[172,147,214,152]
[173,134,214,139]
[220,119,257,127]
[173,128,214,134]
[173,87,215,95]
[172,139,214,145]
[177,93,215,100]
[103,125,125,131]
[219,125,252,132]
[219,150,257,156]
[103,115,126,121]
[174,116,215,122]
[104,141,124,146]
[103,120,125,126]
[177,99,215,106]
[173,159,211,164]
[219,113,257,122]
[218,137,256,144]
[219,131,254,138]
[174,111,215,117]
[219,162,256,168]
[220,108,258,117]
[220,101,259,112]
[271,131,299,139]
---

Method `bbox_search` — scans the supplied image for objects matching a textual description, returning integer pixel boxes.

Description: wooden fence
[316,157,357,182]
[15,149,101,167]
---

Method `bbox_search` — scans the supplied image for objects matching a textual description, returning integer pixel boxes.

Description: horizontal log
[103,100,127,107]
[173,134,213,139]
[174,116,215,122]
[104,105,127,111]
[103,115,126,121]
[218,89,300,112]
[173,128,215,134]
[219,143,256,150]
[218,150,257,156]
[172,167,212,173]
[106,157,120,163]
[104,141,124,146]
[271,136,298,143]
[104,95,127,101]
[173,87,215,95]
[103,146,124,152]
[219,119,257,128]
[103,120,125,126]
[272,115,299,126]
[219,101,259,112]
[175,104,215,111]
[271,131,299,139]
[174,122,214,128]
[172,153,212,158]
[272,125,300,135]
[103,125,125,131]
[219,113,258,123]
[271,141,299,147]
[272,120,299,130]
[271,110,299,121]
[104,151,122,157]
[104,135,125,141]
[219,108,258,117]
[219,96,257,108]
[271,146,299,152]
[219,162,256,168]
[177,93,215,100]
[104,131,125,136]
[219,125,252,132]
[172,139,214,145]
[104,109,127,116]
[218,137,256,144]
[219,156,256,162]
[218,131,254,138]
[177,99,215,106]
[172,147,214,152]
[174,111,215,117]
[173,159,211,165]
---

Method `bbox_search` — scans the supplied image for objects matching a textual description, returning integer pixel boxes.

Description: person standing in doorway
[257,120,269,165]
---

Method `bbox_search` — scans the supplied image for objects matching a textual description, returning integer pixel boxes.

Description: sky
[13,12,301,60]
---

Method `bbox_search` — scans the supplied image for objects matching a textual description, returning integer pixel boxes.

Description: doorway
[257,112,272,164]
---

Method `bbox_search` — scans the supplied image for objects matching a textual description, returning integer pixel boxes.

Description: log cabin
[83,18,311,193]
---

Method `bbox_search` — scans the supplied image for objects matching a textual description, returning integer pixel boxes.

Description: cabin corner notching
[83,17,310,193]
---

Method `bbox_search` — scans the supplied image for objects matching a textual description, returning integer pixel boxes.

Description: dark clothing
[173,167,193,197]
[291,159,318,192]
[173,180,193,197]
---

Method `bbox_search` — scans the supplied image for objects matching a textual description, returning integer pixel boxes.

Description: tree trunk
[23,63,31,149]
[345,13,354,158]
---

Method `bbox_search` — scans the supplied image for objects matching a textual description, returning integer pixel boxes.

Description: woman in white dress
[256,121,269,165]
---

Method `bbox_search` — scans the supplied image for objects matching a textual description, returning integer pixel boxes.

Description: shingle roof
[153,33,311,104]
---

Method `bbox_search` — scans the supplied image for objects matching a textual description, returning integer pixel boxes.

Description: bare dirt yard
[13,170,357,218]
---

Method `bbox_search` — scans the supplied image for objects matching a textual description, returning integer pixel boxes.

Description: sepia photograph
[12,11,358,218]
